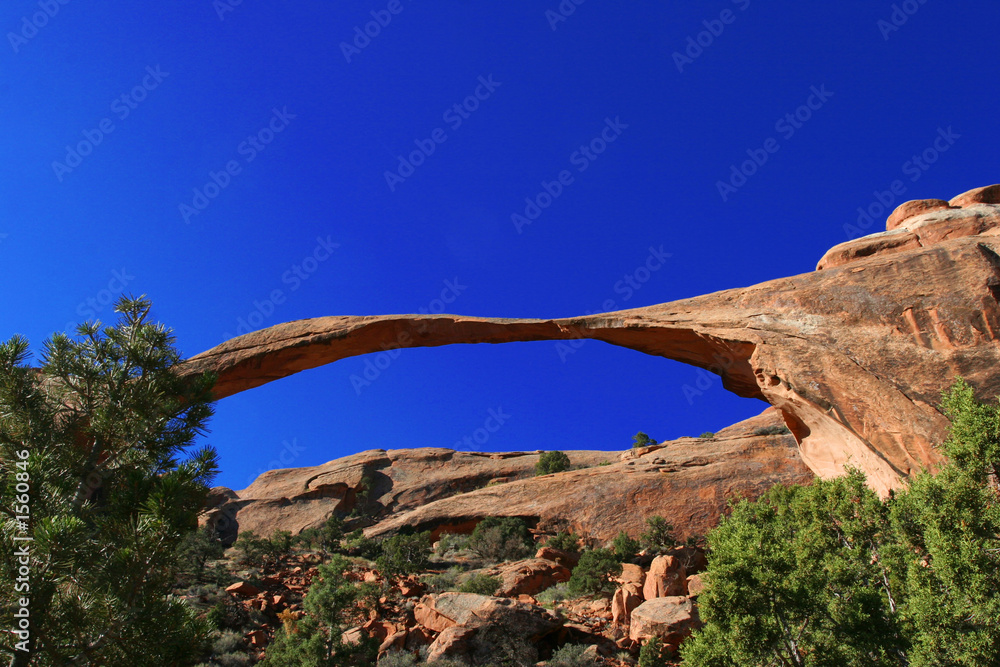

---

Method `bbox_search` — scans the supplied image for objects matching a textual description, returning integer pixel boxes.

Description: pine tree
[682,379,1000,666]
[0,296,219,666]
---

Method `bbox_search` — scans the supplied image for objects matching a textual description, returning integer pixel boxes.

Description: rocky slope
[203,408,813,544]
[182,184,1000,496]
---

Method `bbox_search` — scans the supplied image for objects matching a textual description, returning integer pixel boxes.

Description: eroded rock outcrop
[204,448,613,540]
[208,409,812,543]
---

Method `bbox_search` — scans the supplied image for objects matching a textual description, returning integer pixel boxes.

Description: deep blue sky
[3,1,998,490]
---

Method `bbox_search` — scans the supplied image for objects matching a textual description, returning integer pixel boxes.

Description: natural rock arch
[180,188,1000,496]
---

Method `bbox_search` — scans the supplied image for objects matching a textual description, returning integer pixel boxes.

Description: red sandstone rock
[377,629,407,656]
[483,558,571,597]
[612,584,643,626]
[618,563,646,588]
[949,183,1000,207]
[414,600,456,633]
[226,581,260,597]
[686,574,705,596]
[364,411,811,544]
[535,546,580,569]
[629,596,701,644]
[886,198,953,231]
[425,626,475,662]
[398,577,424,598]
[643,555,687,599]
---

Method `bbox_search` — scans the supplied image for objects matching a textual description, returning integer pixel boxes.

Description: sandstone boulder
[643,555,687,599]
[484,558,571,597]
[949,183,1000,207]
[425,626,475,663]
[886,199,953,231]
[225,581,259,597]
[629,596,701,644]
[611,583,643,626]
[536,546,580,569]
[618,563,646,588]
[416,593,562,664]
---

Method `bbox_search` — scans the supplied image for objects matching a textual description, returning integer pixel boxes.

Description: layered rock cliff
[203,408,813,543]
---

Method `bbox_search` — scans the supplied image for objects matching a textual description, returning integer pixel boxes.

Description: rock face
[180,185,1000,496]
[205,408,812,544]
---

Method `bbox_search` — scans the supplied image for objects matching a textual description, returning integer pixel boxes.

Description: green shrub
[546,530,580,552]
[682,379,1000,667]
[435,532,471,556]
[536,450,572,475]
[176,526,226,585]
[270,529,293,555]
[536,582,571,605]
[752,425,791,436]
[342,528,380,559]
[261,555,379,666]
[423,566,467,593]
[232,530,281,569]
[468,517,534,562]
[699,431,715,439]
[632,431,657,449]
[211,629,244,652]
[206,596,249,631]
[295,513,345,553]
[459,573,501,595]
[550,643,599,666]
[567,548,621,596]
[639,637,669,667]
[377,650,418,667]
[610,531,641,561]
[639,516,677,553]
[376,531,432,577]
